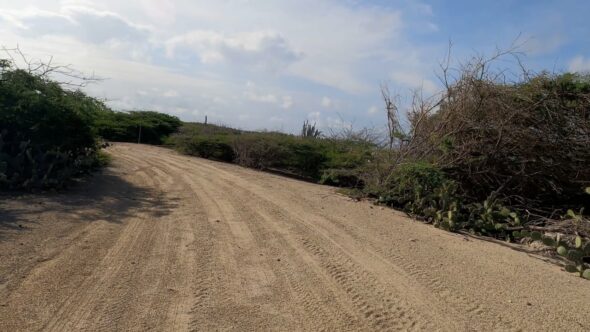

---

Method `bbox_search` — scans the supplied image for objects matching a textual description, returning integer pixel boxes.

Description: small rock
[215,219,221,223]
[277,258,281,262]
[526,302,532,306]
[409,239,417,242]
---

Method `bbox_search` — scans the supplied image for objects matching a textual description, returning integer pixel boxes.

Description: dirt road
[0,143,588,331]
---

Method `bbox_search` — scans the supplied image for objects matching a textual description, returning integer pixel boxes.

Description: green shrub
[373,162,447,206]
[232,133,289,169]
[400,73,590,208]
[0,67,105,189]
[94,110,181,144]
[186,136,235,162]
[169,123,375,181]
[320,168,362,187]
[372,66,590,278]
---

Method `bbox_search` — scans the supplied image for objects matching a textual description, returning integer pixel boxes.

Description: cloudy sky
[1,0,589,132]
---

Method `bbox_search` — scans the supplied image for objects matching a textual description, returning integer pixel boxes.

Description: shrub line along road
[0,143,588,331]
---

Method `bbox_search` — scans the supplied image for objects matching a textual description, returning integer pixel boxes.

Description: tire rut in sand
[179,162,443,331]
[184,172,362,331]
[42,170,158,331]
[176,156,520,331]
[5,143,588,332]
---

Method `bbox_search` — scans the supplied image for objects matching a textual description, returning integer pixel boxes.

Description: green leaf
[567,250,584,263]
[557,246,568,256]
[575,236,583,249]
[500,207,510,217]
[567,209,576,219]
[565,265,579,273]
[583,269,590,280]
[542,236,556,247]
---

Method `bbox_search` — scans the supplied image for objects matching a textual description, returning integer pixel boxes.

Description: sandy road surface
[0,143,588,331]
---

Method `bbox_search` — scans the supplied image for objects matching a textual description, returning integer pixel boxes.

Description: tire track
[3,143,590,332]
[150,149,533,331]
[169,158,445,331]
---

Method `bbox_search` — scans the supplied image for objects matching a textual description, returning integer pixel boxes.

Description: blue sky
[1,0,589,132]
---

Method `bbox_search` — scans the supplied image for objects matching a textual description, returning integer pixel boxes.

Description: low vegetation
[0,55,180,190]
[167,122,373,185]
[94,110,182,145]
[362,52,590,279]
[2,47,588,278]
[0,60,106,189]
[168,50,590,279]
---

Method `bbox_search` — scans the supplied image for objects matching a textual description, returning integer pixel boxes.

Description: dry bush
[384,49,590,211]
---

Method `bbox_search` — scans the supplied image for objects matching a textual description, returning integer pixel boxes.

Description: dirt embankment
[0,143,588,331]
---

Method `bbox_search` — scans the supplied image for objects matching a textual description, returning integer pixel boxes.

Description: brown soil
[0,143,588,331]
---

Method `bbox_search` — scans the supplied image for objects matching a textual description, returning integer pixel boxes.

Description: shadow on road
[0,168,178,240]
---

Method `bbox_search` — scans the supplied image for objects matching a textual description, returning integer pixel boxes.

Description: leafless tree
[1,45,102,87]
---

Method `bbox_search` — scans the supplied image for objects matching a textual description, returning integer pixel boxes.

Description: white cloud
[321,97,333,108]
[569,56,590,72]
[281,96,294,109]
[162,89,178,97]
[521,33,565,55]
[368,106,380,115]
[391,71,439,95]
[320,96,343,110]
[166,30,302,71]
[308,111,321,122]
[0,0,443,132]
[8,5,150,44]
[244,91,294,110]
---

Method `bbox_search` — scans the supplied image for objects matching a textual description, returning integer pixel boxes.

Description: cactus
[500,207,510,217]
[520,227,589,280]
[541,236,556,247]
[575,236,583,249]
[509,212,521,225]
[567,250,584,263]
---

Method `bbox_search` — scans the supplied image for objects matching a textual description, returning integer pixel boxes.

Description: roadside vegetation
[166,121,373,185]
[0,52,180,190]
[2,46,588,279]
[365,51,590,279]
[95,110,181,145]
[169,50,590,279]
